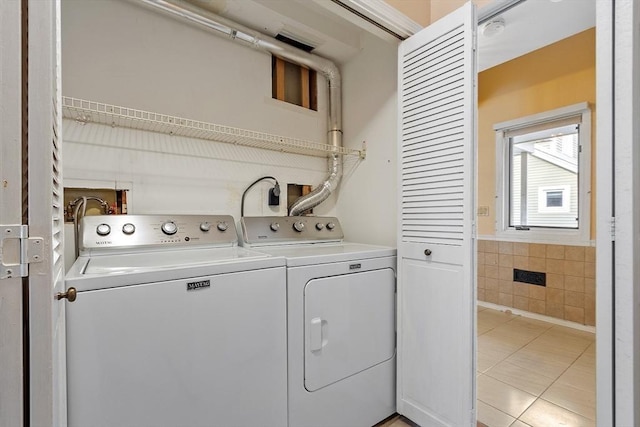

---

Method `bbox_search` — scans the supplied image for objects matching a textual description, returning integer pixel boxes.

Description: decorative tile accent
[529,257,546,272]
[486,265,500,279]
[529,244,546,258]
[499,241,514,255]
[499,267,512,281]
[513,283,529,297]
[585,246,596,262]
[499,254,513,267]
[529,299,546,315]
[565,246,585,261]
[546,288,564,305]
[546,245,565,260]
[499,280,513,294]
[513,256,529,269]
[513,242,529,256]
[477,240,596,325]
[564,261,585,277]
[585,278,595,296]
[565,306,585,324]
[565,291,585,308]
[529,285,546,301]
[486,278,500,292]
[564,276,585,293]
[499,293,514,307]
[584,262,595,279]
[485,241,499,253]
[546,303,565,319]
[485,253,499,266]
[546,273,564,289]
[486,290,499,304]
[546,259,565,274]
[514,296,529,311]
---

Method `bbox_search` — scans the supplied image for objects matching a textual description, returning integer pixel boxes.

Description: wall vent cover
[513,269,546,286]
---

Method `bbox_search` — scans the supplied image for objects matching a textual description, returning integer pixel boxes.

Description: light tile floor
[375,307,595,427]
[477,306,596,427]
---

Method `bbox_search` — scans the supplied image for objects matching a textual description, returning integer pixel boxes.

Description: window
[495,103,591,243]
[538,186,570,212]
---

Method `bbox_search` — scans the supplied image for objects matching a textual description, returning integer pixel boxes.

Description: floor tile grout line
[477,308,596,425]
[530,344,596,420]
[477,397,520,424]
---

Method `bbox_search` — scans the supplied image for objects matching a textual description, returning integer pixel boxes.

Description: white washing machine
[65,215,287,427]
[241,216,396,427]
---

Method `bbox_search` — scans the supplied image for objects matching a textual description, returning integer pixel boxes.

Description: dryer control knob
[96,223,111,236]
[293,221,305,232]
[270,222,280,232]
[315,223,325,230]
[216,221,228,232]
[161,221,178,235]
[200,222,211,232]
[122,223,136,235]
[326,222,336,230]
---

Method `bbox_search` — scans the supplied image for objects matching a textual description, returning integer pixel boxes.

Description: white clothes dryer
[241,216,396,427]
[65,215,287,427]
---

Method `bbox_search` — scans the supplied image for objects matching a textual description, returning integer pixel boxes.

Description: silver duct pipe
[139,0,343,216]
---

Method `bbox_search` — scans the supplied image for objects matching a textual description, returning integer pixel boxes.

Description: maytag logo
[186,280,211,291]
[349,263,361,270]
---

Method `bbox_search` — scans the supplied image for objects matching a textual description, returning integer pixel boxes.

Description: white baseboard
[477,300,596,334]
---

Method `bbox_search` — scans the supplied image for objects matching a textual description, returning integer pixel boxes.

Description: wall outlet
[477,206,490,216]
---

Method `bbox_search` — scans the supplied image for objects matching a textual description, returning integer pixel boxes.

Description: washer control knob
[326,222,336,230]
[316,223,325,230]
[200,222,211,232]
[270,222,280,232]
[217,221,228,232]
[122,223,136,235]
[293,221,305,232]
[96,223,111,236]
[161,221,178,235]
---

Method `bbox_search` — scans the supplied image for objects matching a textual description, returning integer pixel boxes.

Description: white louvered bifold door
[28,1,67,425]
[396,3,477,426]
[0,1,25,425]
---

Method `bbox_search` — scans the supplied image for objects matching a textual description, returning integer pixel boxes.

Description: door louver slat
[400,22,470,247]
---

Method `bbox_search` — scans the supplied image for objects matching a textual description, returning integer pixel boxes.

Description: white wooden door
[0,1,25,425]
[396,3,477,426]
[27,0,67,425]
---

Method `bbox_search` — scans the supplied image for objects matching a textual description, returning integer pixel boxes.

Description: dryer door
[304,268,395,391]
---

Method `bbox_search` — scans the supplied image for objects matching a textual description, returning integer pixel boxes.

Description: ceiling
[182,0,596,69]
[183,0,371,63]
[478,0,596,71]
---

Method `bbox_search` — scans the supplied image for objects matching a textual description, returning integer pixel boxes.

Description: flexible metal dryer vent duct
[139,0,343,216]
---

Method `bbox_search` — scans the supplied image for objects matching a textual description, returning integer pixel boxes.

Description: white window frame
[495,102,591,245]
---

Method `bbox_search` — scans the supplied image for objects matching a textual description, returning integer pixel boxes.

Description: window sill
[486,229,593,246]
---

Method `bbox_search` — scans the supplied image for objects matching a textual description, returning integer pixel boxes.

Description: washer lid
[253,242,396,267]
[66,246,285,292]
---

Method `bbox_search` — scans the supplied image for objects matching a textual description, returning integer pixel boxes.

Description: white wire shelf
[61,97,365,159]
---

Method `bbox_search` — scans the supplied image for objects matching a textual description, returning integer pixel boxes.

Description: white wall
[62,0,398,255]
[337,33,398,247]
[61,0,334,220]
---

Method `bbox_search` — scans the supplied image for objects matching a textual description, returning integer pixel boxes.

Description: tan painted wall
[477,28,596,238]
[384,0,431,27]
[430,0,492,23]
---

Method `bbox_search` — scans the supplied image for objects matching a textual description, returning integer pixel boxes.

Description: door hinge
[610,217,616,241]
[0,225,44,279]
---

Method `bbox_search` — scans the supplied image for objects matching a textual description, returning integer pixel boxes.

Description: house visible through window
[546,191,563,207]
[495,103,591,243]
